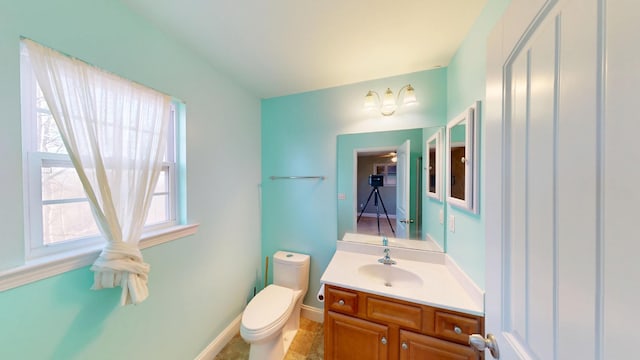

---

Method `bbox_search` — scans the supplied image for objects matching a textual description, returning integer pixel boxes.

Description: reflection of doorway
[355,148,397,237]
[353,142,419,238]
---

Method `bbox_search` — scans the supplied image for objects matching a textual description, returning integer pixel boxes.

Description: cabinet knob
[401,342,408,350]
[454,326,462,334]
[381,336,387,345]
[338,299,345,305]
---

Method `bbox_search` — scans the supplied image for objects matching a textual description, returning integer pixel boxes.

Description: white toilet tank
[273,251,310,293]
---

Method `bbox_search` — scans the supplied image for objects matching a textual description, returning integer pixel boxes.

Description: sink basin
[357,263,424,288]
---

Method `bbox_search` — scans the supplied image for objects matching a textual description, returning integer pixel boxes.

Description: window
[20,46,179,260]
[373,163,397,186]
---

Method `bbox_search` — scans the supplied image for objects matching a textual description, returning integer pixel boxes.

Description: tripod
[357,186,395,236]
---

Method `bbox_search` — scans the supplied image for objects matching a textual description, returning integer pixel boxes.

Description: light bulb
[381,88,397,116]
[363,90,377,111]
[402,85,417,105]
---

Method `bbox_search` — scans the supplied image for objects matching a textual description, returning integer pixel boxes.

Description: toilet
[240,251,310,360]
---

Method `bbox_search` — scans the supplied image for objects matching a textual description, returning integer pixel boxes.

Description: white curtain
[24,39,171,305]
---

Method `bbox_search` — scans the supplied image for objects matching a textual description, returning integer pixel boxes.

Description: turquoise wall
[446,0,512,289]
[0,0,513,356]
[262,0,512,298]
[262,69,447,308]
[0,0,261,358]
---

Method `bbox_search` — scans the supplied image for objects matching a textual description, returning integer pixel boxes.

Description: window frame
[20,45,180,261]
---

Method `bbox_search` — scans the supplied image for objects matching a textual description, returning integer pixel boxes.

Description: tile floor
[214,318,324,360]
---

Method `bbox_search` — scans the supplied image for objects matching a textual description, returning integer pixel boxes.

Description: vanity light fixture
[364,84,417,116]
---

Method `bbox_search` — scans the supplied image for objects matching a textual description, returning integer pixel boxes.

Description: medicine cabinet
[426,129,442,201]
[446,102,479,213]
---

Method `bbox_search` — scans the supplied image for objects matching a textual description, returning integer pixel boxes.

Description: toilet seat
[241,285,294,341]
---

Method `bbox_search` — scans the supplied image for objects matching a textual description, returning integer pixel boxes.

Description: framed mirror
[337,127,446,252]
[446,101,479,213]
[426,129,442,201]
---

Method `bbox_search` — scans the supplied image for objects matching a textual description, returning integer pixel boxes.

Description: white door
[485,0,640,359]
[395,140,410,238]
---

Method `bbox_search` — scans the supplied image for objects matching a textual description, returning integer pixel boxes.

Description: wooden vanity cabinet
[326,311,390,359]
[324,284,484,360]
[399,330,477,360]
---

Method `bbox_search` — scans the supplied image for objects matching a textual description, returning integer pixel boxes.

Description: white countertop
[320,247,484,316]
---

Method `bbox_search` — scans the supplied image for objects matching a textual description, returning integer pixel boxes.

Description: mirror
[337,127,446,252]
[426,129,442,201]
[446,101,479,213]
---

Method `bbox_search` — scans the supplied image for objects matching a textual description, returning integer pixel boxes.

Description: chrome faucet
[378,247,396,265]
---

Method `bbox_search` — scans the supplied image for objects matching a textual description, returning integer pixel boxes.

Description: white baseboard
[194,313,242,360]
[301,304,324,323]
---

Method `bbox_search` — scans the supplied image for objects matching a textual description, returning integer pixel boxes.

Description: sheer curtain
[24,39,171,305]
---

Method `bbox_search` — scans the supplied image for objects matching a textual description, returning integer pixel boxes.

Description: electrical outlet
[449,215,455,233]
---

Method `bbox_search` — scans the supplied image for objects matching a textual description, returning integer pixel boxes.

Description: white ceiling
[120,0,487,99]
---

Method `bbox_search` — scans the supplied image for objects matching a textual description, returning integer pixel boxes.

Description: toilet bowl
[240,251,310,360]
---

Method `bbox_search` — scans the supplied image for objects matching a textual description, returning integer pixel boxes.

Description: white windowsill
[0,223,199,292]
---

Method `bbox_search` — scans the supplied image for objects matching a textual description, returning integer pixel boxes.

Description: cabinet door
[399,330,478,360]
[325,311,389,360]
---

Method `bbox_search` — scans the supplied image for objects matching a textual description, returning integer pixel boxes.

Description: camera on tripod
[368,174,384,187]
[359,174,395,235]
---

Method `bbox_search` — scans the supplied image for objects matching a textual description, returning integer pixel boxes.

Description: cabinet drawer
[434,311,481,344]
[326,287,358,315]
[367,297,422,330]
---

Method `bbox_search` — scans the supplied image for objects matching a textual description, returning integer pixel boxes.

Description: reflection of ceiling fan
[379,151,398,163]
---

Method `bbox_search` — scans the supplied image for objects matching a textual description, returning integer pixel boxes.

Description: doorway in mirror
[337,127,445,252]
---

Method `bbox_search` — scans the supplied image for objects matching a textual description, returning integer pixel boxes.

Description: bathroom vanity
[324,285,482,359]
[321,243,484,360]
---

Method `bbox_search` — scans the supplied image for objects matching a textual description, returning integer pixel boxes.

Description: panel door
[601,0,640,358]
[399,330,478,360]
[485,0,604,358]
[395,140,410,238]
[325,311,389,360]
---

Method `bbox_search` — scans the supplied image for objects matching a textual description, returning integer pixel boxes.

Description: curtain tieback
[90,242,150,305]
